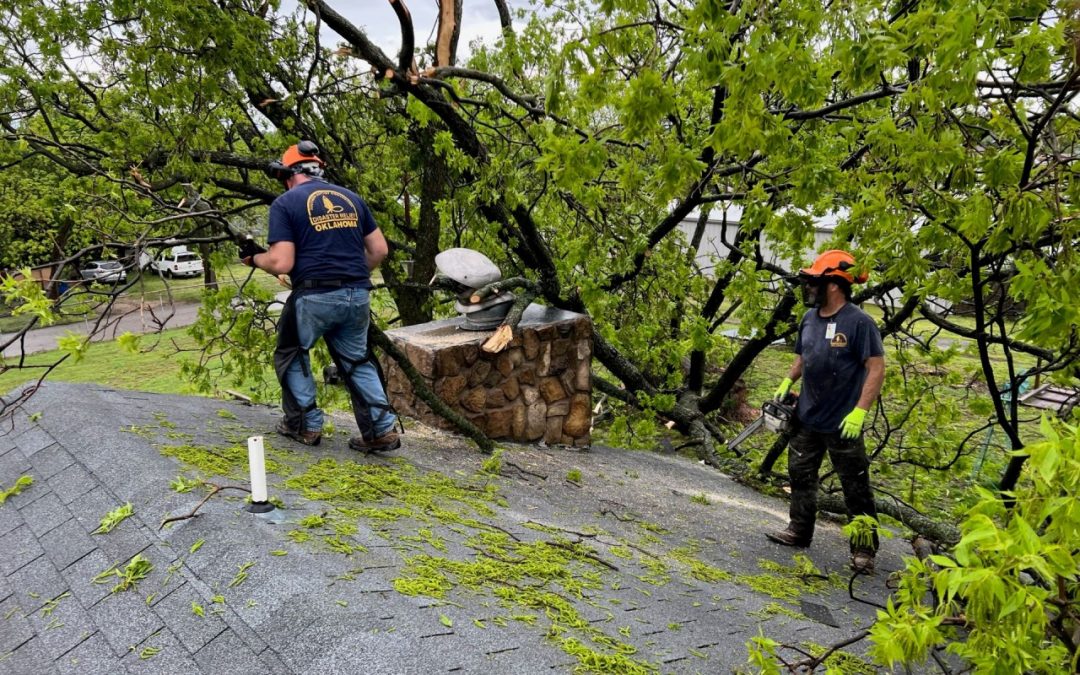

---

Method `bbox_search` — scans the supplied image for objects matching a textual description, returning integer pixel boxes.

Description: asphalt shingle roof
[0,382,905,673]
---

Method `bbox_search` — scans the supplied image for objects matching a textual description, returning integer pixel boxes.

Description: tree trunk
[390,125,445,326]
[818,493,961,546]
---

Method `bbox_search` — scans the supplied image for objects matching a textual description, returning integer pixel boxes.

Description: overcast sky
[315,1,516,59]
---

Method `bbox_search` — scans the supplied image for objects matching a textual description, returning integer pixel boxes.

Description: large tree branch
[919,302,1053,361]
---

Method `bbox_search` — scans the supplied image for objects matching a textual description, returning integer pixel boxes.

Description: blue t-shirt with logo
[267,179,378,294]
[794,302,884,433]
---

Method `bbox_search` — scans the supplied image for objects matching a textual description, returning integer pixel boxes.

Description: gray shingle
[38,519,97,572]
[86,587,164,656]
[17,491,72,538]
[193,629,263,675]
[0,524,44,575]
[6,556,67,615]
[44,463,96,506]
[119,628,199,674]
[0,502,24,538]
[27,446,73,482]
[25,591,95,661]
[151,582,227,653]
[53,633,117,675]
[14,427,56,458]
[0,635,50,675]
[58,549,115,610]
[0,595,33,653]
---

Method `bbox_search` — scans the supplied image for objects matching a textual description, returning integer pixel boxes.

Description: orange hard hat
[281,141,325,168]
[799,249,868,284]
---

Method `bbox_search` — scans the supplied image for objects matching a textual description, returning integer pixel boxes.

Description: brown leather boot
[765,528,812,547]
[276,421,321,446]
[850,551,876,574]
[348,430,401,453]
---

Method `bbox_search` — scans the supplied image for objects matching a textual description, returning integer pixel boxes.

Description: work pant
[787,425,878,553]
[274,287,396,439]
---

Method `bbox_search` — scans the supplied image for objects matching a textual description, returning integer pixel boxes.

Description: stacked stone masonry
[380,305,592,446]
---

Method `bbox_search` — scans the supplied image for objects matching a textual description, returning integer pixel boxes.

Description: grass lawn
[1,327,215,397]
[0,264,286,334]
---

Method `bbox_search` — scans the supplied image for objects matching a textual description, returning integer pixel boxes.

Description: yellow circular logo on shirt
[306,190,359,232]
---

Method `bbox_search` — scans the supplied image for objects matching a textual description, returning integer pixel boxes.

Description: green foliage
[94,554,153,593]
[0,272,55,327]
[566,469,583,483]
[868,418,1080,672]
[0,475,33,503]
[481,448,503,475]
[93,502,134,534]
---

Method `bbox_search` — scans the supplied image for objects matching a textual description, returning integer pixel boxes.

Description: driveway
[1,292,289,359]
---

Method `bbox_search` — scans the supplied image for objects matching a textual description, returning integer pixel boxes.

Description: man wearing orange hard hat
[243,140,400,454]
[766,249,885,574]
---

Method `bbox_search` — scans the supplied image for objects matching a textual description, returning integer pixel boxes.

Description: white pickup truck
[151,246,204,278]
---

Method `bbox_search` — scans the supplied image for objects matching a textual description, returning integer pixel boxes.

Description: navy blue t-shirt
[794,302,884,433]
[267,179,378,294]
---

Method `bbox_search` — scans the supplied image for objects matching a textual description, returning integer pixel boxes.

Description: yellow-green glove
[840,407,868,439]
[774,377,793,400]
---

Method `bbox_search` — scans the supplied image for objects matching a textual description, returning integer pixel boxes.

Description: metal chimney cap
[434,248,502,288]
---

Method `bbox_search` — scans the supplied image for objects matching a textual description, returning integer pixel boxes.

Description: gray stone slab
[0,503,24,539]
[38,519,97,572]
[0,595,33,653]
[152,582,227,653]
[44,463,97,507]
[0,524,44,575]
[14,427,56,458]
[27,446,74,482]
[25,591,95,661]
[87,587,165,656]
[54,633,118,675]
[7,556,68,615]
[119,628,198,674]
[17,491,73,538]
[193,629,262,675]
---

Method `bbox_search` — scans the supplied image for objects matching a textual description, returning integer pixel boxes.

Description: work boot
[276,421,321,446]
[349,430,401,454]
[850,551,875,575]
[765,527,811,548]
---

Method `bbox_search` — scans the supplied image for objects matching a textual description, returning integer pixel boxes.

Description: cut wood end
[482,325,513,353]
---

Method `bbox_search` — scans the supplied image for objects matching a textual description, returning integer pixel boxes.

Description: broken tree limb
[368,323,494,454]
[159,484,250,530]
[818,493,961,545]
[481,291,535,353]
[469,276,539,304]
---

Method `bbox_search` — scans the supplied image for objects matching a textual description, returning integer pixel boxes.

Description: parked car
[151,247,204,278]
[79,260,128,284]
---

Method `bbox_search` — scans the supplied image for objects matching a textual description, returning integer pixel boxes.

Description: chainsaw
[726,393,798,452]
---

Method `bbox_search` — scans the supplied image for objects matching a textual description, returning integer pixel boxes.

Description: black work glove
[237,237,266,260]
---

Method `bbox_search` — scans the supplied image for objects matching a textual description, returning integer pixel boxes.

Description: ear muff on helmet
[265,160,294,181]
[266,140,325,181]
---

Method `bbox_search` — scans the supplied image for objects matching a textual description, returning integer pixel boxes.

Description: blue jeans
[285,287,396,437]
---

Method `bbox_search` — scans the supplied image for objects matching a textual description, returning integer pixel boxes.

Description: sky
[309,0,516,60]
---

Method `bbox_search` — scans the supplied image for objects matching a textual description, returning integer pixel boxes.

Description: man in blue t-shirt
[243,141,399,452]
[766,250,885,574]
